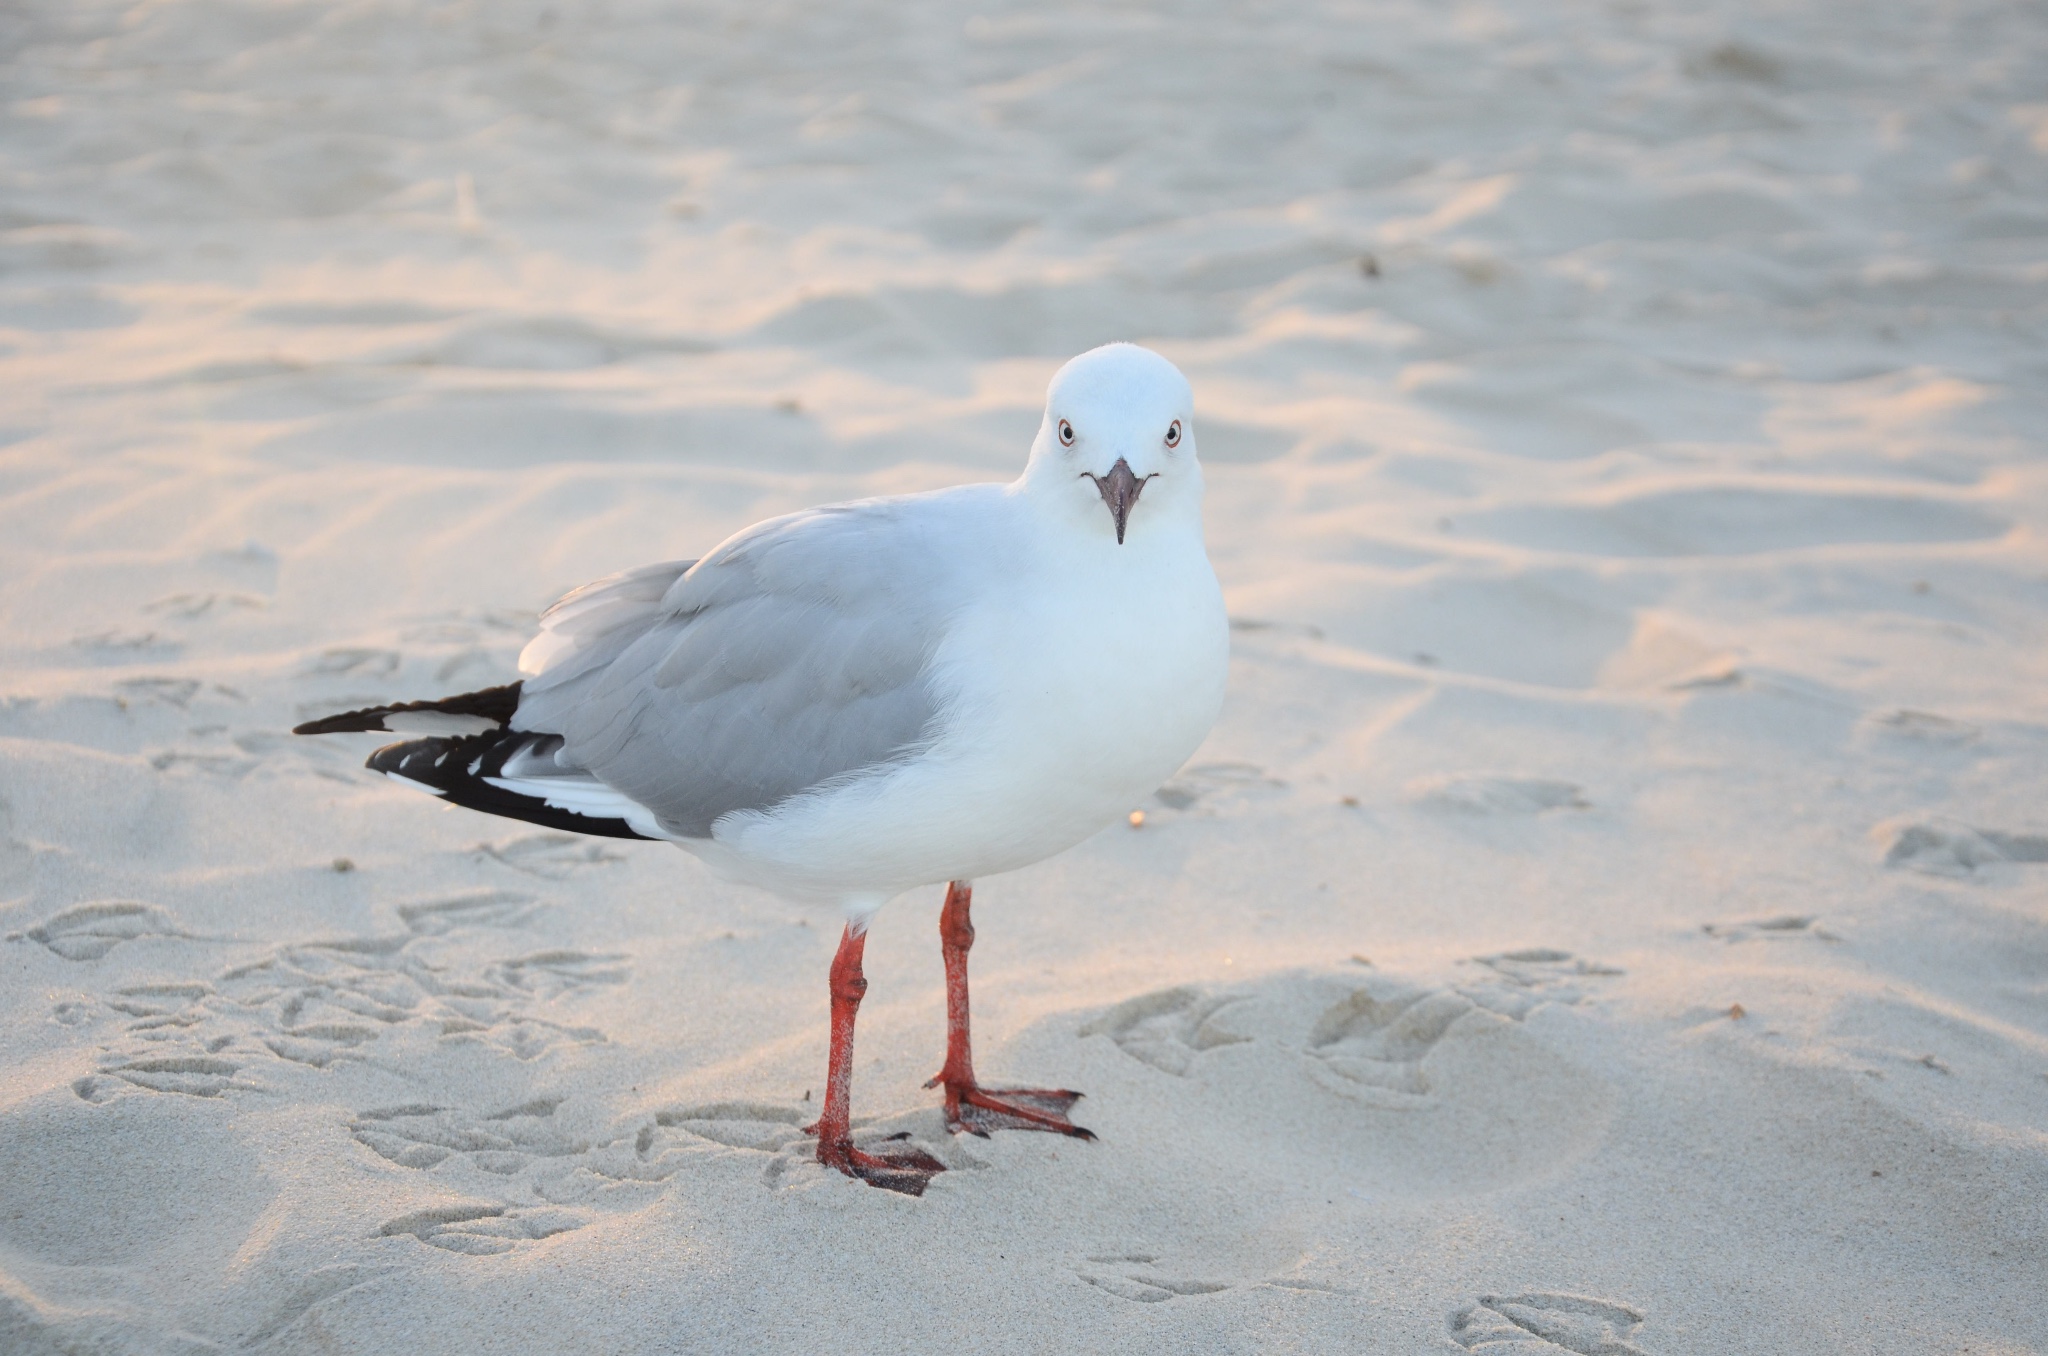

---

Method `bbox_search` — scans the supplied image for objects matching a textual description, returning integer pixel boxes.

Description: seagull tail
[295,682,659,842]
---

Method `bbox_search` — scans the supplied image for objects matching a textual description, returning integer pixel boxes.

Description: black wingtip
[366,728,657,842]
[293,711,376,736]
[292,682,525,736]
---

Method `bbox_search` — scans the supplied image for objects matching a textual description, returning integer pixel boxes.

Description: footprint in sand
[77,1053,255,1101]
[376,1202,584,1256]
[652,1101,811,1153]
[1879,818,2048,877]
[394,887,541,935]
[10,900,188,960]
[349,1098,587,1175]
[141,589,267,620]
[1306,955,1622,1101]
[304,646,402,679]
[1449,1292,1648,1354]
[114,676,204,709]
[474,831,628,879]
[1459,949,1626,1020]
[106,980,212,1026]
[633,1102,976,1193]
[344,1095,887,1225]
[1701,914,1840,943]
[1075,986,1250,1075]
[350,1097,698,1240]
[485,949,631,1000]
[1083,965,1617,1198]
[1304,987,1476,1102]
[68,888,623,1104]
[1073,1252,1232,1303]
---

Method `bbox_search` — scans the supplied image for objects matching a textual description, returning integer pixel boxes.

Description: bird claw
[815,1135,947,1196]
[935,1082,1095,1140]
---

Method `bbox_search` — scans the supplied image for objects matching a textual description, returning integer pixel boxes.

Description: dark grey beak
[1086,458,1146,544]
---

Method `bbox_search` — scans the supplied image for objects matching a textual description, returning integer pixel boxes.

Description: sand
[2,0,2045,1351]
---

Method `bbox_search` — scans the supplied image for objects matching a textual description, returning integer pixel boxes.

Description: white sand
[2,0,2045,1351]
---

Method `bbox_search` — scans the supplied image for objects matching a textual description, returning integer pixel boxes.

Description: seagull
[295,342,1229,1194]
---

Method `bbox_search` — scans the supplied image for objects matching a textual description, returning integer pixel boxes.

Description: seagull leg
[808,922,945,1195]
[926,880,1095,1141]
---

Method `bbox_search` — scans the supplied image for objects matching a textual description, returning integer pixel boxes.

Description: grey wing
[516,557,698,686]
[512,499,960,839]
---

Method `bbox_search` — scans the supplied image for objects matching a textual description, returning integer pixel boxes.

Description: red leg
[925,881,1094,1141]
[808,923,945,1195]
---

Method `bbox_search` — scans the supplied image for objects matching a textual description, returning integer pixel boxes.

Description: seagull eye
[1058,419,1075,446]
[1164,420,1181,447]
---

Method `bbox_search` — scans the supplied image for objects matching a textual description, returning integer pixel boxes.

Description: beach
[1,0,2045,1350]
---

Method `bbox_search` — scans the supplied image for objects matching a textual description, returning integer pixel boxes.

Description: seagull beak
[1087,458,1145,545]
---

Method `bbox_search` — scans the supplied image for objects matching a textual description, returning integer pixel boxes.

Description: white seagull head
[1021,343,1202,546]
